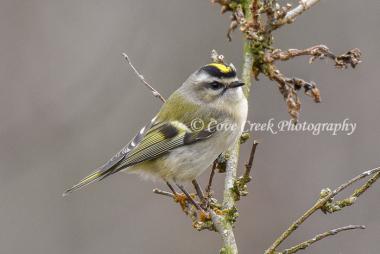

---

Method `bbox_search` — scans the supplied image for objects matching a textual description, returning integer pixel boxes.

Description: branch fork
[265,167,380,254]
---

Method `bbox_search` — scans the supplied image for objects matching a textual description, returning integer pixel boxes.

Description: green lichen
[231,174,252,202]
[240,132,250,144]
[224,206,239,225]
[193,219,216,232]
[230,181,241,202]
[220,246,235,254]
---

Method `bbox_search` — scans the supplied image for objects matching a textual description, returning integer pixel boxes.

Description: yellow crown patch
[207,63,232,74]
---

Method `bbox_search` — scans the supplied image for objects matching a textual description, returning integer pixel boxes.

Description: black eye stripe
[208,81,224,90]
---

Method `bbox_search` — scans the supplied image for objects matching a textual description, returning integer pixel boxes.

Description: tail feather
[63,170,106,196]
[63,116,156,197]
[63,148,129,197]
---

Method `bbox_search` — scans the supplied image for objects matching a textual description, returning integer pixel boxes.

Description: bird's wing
[63,118,215,196]
[97,116,158,170]
[116,121,215,168]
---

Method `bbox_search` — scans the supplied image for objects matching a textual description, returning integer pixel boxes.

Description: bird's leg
[206,160,217,196]
[175,183,204,212]
[167,181,187,208]
[166,181,177,195]
[192,180,206,206]
[203,160,218,208]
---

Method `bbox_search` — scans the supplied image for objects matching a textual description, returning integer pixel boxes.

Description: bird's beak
[229,81,245,89]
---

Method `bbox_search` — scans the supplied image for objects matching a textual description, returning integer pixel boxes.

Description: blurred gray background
[0,0,379,253]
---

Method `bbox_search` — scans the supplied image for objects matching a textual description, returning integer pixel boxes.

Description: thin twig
[269,68,302,121]
[122,53,166,103]
[153,188,174,198]
[352,171,380,198]
[279,225,366,254]
[265,45,334,63]
[273,0,322,28]
[265,166,380,254]
[265,45,361,121]
[331,167,380,197]
[232,140,260,199]
[233,5,258,40]
[251,0,261,31]
[264,45,362,69]
[243,140,259,179]
[322,170,380,213]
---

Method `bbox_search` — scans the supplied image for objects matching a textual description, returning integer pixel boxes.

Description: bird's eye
[208,81,224,90]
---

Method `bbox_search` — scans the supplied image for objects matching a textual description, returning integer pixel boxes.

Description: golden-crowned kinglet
[63,62,247,196]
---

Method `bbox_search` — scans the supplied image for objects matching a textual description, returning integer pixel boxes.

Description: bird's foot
[192,179,207,208]
[175,183,206,213]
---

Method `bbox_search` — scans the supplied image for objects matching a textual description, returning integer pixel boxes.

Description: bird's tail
[62,169,108,197]
[62,162,124,196]
[63,146,129,197]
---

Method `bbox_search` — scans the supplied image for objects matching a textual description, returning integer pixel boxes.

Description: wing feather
[63,118,215,196]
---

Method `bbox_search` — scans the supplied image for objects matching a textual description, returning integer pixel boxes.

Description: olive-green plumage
[63,62,248,196]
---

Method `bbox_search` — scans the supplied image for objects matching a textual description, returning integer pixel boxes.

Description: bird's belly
[127,128,240,182]
[161,142,219,182]
[156,128,240,182]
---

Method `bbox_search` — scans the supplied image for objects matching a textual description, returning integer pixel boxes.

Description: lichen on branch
[212,0,362,122]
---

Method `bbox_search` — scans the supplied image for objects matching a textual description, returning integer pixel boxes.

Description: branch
[210,209,238,254]
[232,140,259,199]
[272,69,320,101]
[264,45,362,69]
[210,136,240,254]
[243,140,259,180]
[207,44,254,253]
[265,167,380,254]
[153,188,174,198]
[213,1,362,121]
[251,0,260,31]
[322,167,380,213]
[230,4,259,41]
[273,0,322,29]
[268,68,304,122]
[222,143,240,210]
[208,12,256,251]
[210,2,368,253]
[279,225,366,254]
[264,45,361,121]
[122,53,166,103]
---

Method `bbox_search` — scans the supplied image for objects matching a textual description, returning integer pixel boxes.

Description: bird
[63,62,248,199]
